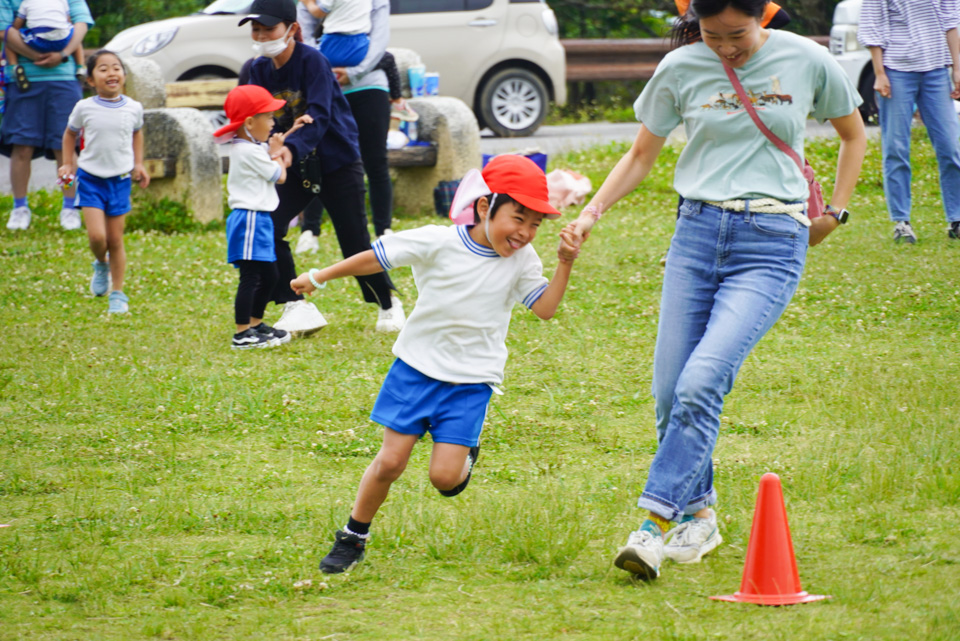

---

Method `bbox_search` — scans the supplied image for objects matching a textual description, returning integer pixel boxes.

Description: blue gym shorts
[75,169,132,217]
[0,79,82,160]
[371,358,493,447]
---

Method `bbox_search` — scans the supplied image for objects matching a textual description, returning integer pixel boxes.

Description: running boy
[214,84,313,349]
[59,51,148,314]
[7,0,85,90]
[290,155,580,573]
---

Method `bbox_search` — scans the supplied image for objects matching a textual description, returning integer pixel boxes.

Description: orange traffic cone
[711,473,830,605]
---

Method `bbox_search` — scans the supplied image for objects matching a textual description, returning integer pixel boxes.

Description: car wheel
[479,68,548,138]
[858,66,878,126]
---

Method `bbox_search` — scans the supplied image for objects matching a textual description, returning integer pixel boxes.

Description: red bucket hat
[448,154,561,224]
[213,84,287,140]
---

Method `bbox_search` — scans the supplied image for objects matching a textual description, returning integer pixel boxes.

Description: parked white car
[104,0,567,137]
[828,0,876,123]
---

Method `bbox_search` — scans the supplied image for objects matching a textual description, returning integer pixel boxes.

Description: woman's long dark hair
[671,0,769,47]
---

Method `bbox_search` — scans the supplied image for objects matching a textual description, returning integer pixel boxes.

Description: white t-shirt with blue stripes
[67,95,143,179]
[859,0,960,72]
[372,224,549,386]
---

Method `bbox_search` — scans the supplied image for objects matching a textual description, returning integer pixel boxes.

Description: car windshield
[201,0,251,14]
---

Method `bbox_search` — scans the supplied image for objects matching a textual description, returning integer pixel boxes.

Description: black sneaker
[232,328,273,350]
[252,322,290,346]
[320,530,367,574]
[949,221,960,240]
[438,445,480,497]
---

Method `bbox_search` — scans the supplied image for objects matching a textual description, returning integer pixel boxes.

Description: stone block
[142,109,222,224]
[391,96,481,217]
[120,56,166,109]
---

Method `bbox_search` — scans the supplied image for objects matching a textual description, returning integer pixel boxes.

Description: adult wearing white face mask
[240,0,405,336]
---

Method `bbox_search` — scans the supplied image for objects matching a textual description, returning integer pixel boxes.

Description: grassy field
[2,131,958,640]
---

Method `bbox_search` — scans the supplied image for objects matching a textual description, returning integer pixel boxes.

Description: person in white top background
[859,0,960,244]
[288,155,580,574]
[215,84,313,350]
[58,51,148,315]
[5,0,84,91]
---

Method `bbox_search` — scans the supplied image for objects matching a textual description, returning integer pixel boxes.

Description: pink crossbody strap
[721,63,805,174]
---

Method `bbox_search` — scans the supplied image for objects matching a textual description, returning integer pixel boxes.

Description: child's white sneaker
[6,206,31,230]
[274,300,327,337]
[375,295,405,333]
[663,509,722,564]
[614,523,664,580]
[295,230,320,255]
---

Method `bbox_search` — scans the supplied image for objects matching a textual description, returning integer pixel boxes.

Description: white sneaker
[6,206,31,230]
[273,300,328,337]
[376,228,394,240]
[60,207,82,230]
[375,294,405,333]
[295,230,320,255]
[614,526,663,580]
[664,509,723,564]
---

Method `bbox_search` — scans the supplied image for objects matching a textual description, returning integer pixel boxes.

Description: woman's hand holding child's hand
[291,271,317,296]
[132,163,150,189]
[558,223,580,264]
[282,115,314,142]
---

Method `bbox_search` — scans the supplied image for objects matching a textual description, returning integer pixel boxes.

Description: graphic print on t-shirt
[701,75,793,112]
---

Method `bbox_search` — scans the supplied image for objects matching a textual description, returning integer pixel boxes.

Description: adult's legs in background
[914,68,960,224]
[346,89,393,237]
[320,161,395,308]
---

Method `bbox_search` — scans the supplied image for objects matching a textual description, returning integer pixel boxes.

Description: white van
[104,0,566,137]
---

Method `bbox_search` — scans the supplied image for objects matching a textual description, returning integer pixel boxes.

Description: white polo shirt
[320,0,372,35]
[372,224,549,385]
[226,138,283,212]
[67,95,144,179]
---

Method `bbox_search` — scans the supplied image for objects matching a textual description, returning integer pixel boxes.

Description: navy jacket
[248,42,361,173]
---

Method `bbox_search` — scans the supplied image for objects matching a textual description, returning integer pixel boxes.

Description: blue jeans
[878,67,960,223]
[638,199,808,521]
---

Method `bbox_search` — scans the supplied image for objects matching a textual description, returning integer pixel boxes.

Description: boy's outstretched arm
[530,227,577,320]
[291,250,384,295]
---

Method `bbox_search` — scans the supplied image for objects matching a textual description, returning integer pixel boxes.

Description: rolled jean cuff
[637,487,717,522]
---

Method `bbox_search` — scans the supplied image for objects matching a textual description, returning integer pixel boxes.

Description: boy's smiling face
[473,198,545,258]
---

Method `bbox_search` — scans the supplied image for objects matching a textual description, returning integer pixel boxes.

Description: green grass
[2,130,959,640]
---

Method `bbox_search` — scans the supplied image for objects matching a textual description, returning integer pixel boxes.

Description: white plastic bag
[546,169,592,210]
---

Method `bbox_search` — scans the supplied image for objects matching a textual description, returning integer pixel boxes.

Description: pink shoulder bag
[722,63,825,220]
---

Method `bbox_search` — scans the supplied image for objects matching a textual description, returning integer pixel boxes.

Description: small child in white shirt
[214,84,312,349]
[290,154,581,573]
[7,0,85,90]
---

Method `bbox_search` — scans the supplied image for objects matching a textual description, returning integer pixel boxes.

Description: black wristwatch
[825,205,849,225]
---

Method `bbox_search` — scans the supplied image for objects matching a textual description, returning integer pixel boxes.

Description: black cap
[238,0,297,27]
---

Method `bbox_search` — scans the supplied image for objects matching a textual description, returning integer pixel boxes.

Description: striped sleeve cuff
[372,239,392,270]
[522,283,548,309]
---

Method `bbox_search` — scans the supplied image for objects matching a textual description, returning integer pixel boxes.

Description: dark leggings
[302,89,393,238]
[235,260,279,325]
[271,161,395,308]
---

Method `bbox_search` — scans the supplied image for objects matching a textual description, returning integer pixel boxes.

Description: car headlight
[133,28,178,56]
[541,9,558,36]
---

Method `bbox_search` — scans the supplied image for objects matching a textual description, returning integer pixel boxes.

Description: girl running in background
[58,51,148,314]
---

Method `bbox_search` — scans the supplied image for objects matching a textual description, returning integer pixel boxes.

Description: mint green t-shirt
[634,30,861,203]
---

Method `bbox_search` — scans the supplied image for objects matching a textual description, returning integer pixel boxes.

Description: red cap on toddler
[213,84,287,140]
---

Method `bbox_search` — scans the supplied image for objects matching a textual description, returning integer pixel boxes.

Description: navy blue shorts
[371,359,492,447]
[0,79,82,160]
[75,169,132,217]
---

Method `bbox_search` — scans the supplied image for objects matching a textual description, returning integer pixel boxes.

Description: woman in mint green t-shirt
[567,0,867,581]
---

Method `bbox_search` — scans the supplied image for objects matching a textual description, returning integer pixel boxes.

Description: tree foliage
[85,0,207,46]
